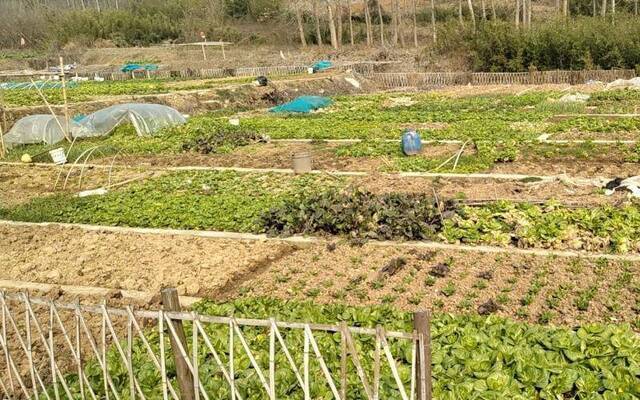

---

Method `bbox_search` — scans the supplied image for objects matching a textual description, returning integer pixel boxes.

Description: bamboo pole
[161,288,196,400]
[59,57,70,141]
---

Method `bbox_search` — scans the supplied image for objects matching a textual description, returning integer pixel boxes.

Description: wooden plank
[414,311,432,400]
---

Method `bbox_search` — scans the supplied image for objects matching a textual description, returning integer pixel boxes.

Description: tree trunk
[431,0,437,43]
[635,0,638,15]
[392,0,399,45]
[348,0,354,45]
[491,0,496,19]
[592,0,596,16]
[459,0,464,25]
[467,0,476,31]
[95,0,101,12]
[398,0,406,47]
[412,0,418,47]
[515,0,520,27]
[295,4,308,47]
[601,0,606,16]
[481,0,486,19]
[364,0,373,45]
[563,0,568,17]
[377,0,385,46]
[327,1,339,49]
[337,1,343,46]
[313,0,323,45]
[527,0,531,26]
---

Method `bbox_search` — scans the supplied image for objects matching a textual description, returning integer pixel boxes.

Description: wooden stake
[221,41,226,60]
[414,311,432,400]
[161,288,195,400]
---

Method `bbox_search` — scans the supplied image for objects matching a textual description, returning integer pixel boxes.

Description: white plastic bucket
[307,67,314,74]
[292,152,312,174]
[229,118,240,126]
[49,148,67,165]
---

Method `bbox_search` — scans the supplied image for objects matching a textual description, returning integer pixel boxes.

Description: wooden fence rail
[0,289,432,399]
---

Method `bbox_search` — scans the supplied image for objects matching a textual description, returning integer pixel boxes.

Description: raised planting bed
[3,170,640,254]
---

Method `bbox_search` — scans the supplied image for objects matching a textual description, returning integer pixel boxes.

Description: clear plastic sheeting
[2,103,186,148]
[2,115,76,148]
[73,103,187,138]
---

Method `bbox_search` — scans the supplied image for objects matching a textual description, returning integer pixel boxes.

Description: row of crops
[7,89,640,172]
[3,170,640,254]
[44,298,639,399]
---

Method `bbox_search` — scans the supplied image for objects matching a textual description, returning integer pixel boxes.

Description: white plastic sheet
[2,115,76,148]
[2,103,187,147]
[73,103,187,138]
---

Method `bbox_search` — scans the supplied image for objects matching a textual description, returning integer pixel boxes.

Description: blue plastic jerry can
[401,129,422,156]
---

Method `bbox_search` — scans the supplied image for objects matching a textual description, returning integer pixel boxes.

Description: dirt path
[0,224,637,329]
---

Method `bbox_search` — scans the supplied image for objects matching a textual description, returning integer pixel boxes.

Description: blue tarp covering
[312,60,333,72]
[121,64,159,73]
[270,96,332,114]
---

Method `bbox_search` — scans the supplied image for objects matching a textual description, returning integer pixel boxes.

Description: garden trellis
[0,290,432,399]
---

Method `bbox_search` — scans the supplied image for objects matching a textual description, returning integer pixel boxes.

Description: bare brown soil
[0,224,637,329]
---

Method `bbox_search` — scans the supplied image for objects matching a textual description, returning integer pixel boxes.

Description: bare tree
[377,0,385,46]
[527,0,531,26]
[459,0,464,25]
[398,0,406,47]
[313,0,323,45]
[411,0,418,47]
[601,0,606,16]
[295,3,308,47]
[491,0,496,19]
[515,0,520,27]
[635,0,638,15]
[481,0,486,19]
[467,0,476,31]
[431,0,437,43]
[347,0,354,45]
[327,1,339,48]
[563,0,568,17]
[337,0,343,46]
[392,0,399,45]
[364,0,373,45]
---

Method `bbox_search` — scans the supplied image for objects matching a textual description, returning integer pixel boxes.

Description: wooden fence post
[414,311,432,400]
[161,288,195,400]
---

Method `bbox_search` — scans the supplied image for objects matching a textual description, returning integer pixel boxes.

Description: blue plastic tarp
[270,96,332,114]
[121,64,159,73]
[312,60,333,72]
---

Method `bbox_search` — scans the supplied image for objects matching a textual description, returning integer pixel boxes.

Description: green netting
[270,96,332,114]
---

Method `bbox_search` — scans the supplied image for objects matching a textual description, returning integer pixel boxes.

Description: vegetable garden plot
[1,294,637,399]
[4,170,640,254]
[225,244,640,328]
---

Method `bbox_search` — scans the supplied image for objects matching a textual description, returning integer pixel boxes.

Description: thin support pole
[229,319,235,400]
[50,303,60,400]
[269,318,276,400]
[374,327,381,400]
[340,322,347,399]
[303,329,310,400]
[59,57,70,140]
[193,313,200,400]
[159,310,169,400]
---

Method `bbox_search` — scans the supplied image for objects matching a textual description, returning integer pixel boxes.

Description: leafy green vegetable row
[46,298,640,399]
[4,171,640,253]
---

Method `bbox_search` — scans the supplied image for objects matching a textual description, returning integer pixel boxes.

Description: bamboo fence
[0,289,432,400]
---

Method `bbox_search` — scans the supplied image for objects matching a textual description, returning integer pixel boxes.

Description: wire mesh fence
[0,290,431,400]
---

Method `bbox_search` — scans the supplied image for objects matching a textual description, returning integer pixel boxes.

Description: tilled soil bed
[0,224,638,329]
